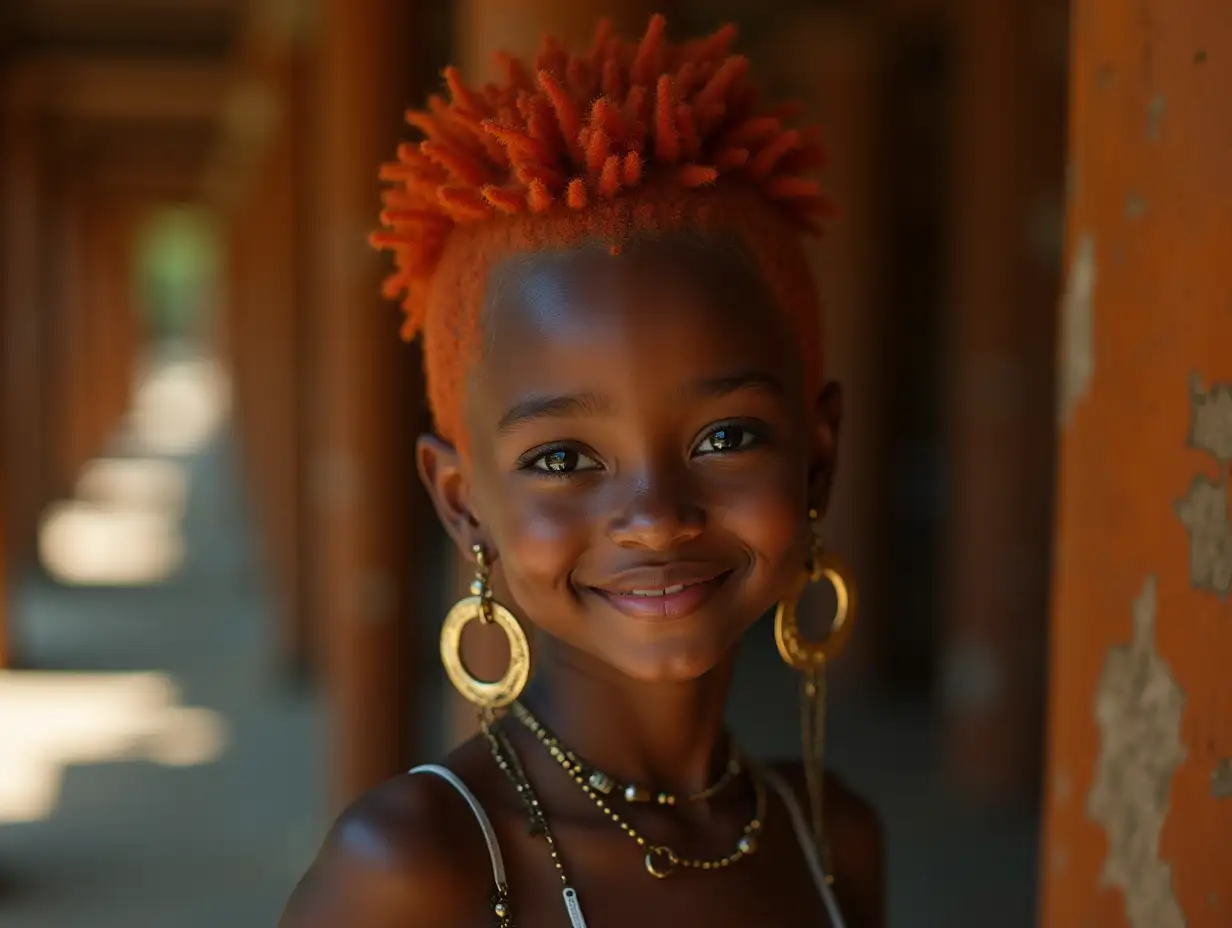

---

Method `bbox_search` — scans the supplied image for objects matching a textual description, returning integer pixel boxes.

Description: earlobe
[416,434,479,554]
[819,381,843,435]
[808,381,843,515]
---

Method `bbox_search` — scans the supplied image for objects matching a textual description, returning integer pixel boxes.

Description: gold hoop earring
[440,544,531,713]
[773,508,858,882]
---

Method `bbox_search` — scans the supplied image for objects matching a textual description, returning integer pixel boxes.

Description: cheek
[489,482,590,600]
[708,463,808,584]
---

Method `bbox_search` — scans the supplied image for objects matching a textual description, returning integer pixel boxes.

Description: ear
[807,381,843,517]
[416,434,482,558]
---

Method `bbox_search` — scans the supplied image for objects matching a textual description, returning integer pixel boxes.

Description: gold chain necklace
[510,701,766,879]
[509,703,741,806]
[481,716,588,927]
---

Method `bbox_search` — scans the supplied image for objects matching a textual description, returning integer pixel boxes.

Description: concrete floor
[0,435,325,928]
[0,423,1038,927]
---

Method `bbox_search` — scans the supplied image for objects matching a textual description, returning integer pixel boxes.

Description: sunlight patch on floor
[130,353,230,456]
[39,500,186,585]
[0,671,229,823]
[36,349,231,586]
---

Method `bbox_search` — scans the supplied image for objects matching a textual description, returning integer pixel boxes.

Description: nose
[606,472,705,551]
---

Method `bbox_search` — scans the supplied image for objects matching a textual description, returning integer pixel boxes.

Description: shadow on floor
[0,432,324,928]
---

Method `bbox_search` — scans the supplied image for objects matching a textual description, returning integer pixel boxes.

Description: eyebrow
[496,391,614,435]
[494,373,784,435]
[688,371,786,400]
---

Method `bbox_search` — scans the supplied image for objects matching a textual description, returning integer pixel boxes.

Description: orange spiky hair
[372,15,831,447]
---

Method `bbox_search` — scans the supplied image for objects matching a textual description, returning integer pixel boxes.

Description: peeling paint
[1186,375,1232,464]
[1175,476,1232,597]
[1175,377,1232,598]
[1213,758,1232,799]
[1124,193,1148,220]
[1088,575,1188,928]
[1059,234,1097,429]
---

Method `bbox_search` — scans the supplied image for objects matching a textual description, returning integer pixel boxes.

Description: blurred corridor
[2,1,1230,926]
[1,347,325,927]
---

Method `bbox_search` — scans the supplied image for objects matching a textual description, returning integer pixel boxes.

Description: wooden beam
[13,56,227,123]
[0,72,48,596]
[311,0,419,806]
[940,0,1067,802]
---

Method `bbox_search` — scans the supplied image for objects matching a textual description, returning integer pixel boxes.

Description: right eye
[524,446,603,475]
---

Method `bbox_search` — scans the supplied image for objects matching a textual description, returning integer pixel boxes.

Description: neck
[516,636,736,797]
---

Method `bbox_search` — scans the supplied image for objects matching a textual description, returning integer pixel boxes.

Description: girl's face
[420,238,839,684]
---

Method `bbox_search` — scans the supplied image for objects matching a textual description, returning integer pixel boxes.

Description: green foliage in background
[135,207,220,341]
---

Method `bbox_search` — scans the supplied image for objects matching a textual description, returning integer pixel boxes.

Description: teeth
[629,583,687,597]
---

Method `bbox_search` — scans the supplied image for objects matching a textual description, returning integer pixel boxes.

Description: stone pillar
[1039,1,1232,924]
[941,0,1067,801]
[311,0,419,805]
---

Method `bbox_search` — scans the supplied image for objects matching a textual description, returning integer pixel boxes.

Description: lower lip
[592,573,730,620]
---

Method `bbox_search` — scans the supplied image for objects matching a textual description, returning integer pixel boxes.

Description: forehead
[468,239,805,426]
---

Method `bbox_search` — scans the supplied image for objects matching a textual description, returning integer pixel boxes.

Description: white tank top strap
[408,763,590,928]
[409,764,508,888]
[759,765,849,928]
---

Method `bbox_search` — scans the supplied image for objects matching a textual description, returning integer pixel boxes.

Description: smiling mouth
[591,571,732,619]
[626,583,691,597]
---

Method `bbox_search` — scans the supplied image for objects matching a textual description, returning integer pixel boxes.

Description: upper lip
[592,562,729,595]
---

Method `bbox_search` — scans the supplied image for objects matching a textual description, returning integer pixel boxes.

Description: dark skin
[281,237,884,927]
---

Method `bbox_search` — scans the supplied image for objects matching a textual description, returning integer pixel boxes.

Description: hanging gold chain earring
[440,544,531,719]
[773,508,858,882]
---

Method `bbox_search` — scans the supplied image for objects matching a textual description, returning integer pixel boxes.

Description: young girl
[282,15,884,927]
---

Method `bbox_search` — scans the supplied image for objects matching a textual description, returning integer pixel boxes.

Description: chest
[494,814,833,928]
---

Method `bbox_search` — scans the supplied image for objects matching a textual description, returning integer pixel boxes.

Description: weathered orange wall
[1040,0,1232,925]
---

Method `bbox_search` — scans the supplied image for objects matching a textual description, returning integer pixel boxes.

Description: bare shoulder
[280,742,500,928]
[769,761,886,928]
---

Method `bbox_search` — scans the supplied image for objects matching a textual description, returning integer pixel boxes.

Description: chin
[607,634,737,684]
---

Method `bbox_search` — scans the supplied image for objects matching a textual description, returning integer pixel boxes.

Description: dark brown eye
[541,449,576,472]
[696,425,756,455]
[530,447,601,474]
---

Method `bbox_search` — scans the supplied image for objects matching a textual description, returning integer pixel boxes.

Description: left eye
[695,425,757,455]
[529,447,602,474]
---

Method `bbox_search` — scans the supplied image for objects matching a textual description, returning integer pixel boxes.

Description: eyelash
[516,422,768,478]
[692,421,766,456]
[516,443,602,478]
